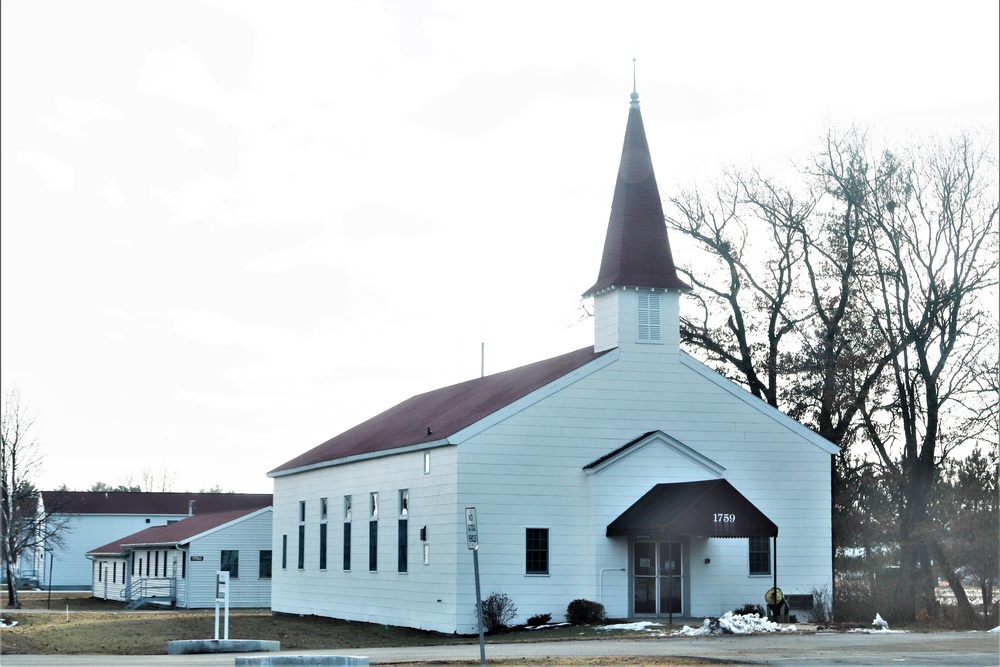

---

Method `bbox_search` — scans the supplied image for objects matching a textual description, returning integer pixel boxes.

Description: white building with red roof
[39,491,271,590]
[86,506,272,609]
[268,90,839,633]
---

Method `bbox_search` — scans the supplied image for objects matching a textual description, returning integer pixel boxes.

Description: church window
[637,292,662,343]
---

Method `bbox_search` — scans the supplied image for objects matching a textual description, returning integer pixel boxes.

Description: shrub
[527,612,552,626]
[566,598,606,625]
[810,586,832,623]
[478,591,517,633]
[734,603,766,617]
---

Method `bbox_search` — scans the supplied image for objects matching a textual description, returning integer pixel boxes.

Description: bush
[478,591,517,633]
[810,586,832,623]
[566,598,606,625]
[526,612,552,626]
[734,603,766,617]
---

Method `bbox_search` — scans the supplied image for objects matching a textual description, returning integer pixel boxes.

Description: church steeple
[584,88,689,297]
[585,88,689,354]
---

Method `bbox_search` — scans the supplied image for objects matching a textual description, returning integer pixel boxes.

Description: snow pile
[599,621,665,632]
[848,613,906,634]
[526,622,571,630]
[673,612,797,636]
[988,626,999,633]
[0,617,18,628]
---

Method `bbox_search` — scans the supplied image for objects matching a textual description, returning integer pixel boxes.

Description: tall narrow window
[344,522,352,571]
[423,451,431,474]
[398,489,408,516]
[398,519,408,573]
[113,562,117,583]
[320,497,328,521]
[259,550,272,579]
[319,523,328,570]
[281,534,288,570]
[749,537,771,575]
[344,495,352,571]
[370,492,378,519]
[299,501,306,522]
[369,520,378,572]
[221,550,239,579]
[637,292,662,343]
[181,555,186,579]
[297,525,305,569]
[526,528,549,575]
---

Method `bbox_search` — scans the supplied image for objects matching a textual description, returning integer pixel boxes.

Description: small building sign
[190,555,204,561]
[465,507,479,550]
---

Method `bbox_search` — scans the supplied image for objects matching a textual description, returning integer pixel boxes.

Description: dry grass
[1,593,709,662]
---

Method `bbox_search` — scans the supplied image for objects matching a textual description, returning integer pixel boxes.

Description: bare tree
[669,126,999,623]
[1,388,69,608]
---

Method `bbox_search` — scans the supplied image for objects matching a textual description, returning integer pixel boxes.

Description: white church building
[267,89,838,634]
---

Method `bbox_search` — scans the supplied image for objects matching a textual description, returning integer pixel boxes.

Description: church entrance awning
[607,479,778,540]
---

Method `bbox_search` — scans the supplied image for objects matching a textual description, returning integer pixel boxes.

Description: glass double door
[633,541,682,615]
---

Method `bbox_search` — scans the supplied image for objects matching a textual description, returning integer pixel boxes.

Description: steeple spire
[583,87,689,297]
[630,57,639,110]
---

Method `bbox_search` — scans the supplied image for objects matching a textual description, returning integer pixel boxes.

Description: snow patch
[599,621,665,632]
[673,612,797,636]
[0,618,18,628]
[987,626,999,633]
[848,612,906,634]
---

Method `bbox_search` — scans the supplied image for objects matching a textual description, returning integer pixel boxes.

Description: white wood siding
[55,514,186,588]
[182,510,272,609]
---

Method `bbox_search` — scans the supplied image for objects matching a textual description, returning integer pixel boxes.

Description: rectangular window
[182,555,186,579]
[297,525,305,569]
[113,562,117,583]
[369,520,378,571]
[259,550,272,579]
[281,534,288,570]
[146,551,150,576]
[154,551,159,577]
[319,523,328,570]
[320,497,328,522]
[221,550,239,579]
[749,536,771,576]
[370,492,378,519]
[343,522,352,571]
[131,552,135,575]
[398,489,408,516]
[299,500,306,523]
[344,495,352,521]
[423,544,430,566]
[398,519,408,573]
[637,292,662,343]
[423,451,430,474]
[98,562,102,582]
[526,528,549,575]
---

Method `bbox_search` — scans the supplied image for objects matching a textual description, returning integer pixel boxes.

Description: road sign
[465,507,479,550]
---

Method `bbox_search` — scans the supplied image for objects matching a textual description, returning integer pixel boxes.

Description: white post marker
[466,508,485,667]
[214,571,230,641]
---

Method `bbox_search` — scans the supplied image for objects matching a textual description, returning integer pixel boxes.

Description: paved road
[2,632,998,666]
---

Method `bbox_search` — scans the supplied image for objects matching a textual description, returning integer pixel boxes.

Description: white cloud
[176,127,207,149]
[100,178,125,207]
[16,150,75,190]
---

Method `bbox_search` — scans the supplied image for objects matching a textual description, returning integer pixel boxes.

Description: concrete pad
[234,657,369,666]
[165,639,281,655]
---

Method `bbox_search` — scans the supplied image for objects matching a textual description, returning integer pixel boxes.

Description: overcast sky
[2,0,998,494]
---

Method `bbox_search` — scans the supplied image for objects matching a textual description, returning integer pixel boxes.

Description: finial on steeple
[630,57,640,110]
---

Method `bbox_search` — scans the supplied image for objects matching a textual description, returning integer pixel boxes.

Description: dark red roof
[270,346,611,475]
[584,95,689,296]
[87,507,267,555]
[41,491,272,516]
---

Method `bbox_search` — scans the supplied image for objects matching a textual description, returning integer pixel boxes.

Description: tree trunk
[928,538,978,626]
[5,559,20,609]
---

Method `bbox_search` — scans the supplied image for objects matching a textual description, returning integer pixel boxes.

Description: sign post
[214,571,230,641]
[466,507,485,667]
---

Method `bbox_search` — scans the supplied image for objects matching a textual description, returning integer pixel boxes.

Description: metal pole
[473,549,485,666]
[46,554,53,609]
